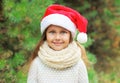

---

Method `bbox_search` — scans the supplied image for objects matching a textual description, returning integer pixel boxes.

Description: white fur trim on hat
[77,32,87,43]
[41,14,76,36]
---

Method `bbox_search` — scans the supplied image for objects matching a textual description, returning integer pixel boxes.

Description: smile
[53,42,63,46]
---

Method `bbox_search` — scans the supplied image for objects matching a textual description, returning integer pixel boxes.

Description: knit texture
[27,41,89,83]
[27,57,89,83]
[38,41,81,70]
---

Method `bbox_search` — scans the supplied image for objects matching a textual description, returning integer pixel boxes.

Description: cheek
[46,33,49,40]
[46,35,50,41]
[46,34,53,41]
[63,35,71,42]
[64,36,70,40]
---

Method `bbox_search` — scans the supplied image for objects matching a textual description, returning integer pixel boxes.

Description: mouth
[53,42,63,46]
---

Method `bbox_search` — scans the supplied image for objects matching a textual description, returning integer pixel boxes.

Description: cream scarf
[38,41,81,70]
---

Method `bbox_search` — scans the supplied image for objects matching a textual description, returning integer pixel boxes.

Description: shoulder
[30,57,41,66]
[77,59,86,69]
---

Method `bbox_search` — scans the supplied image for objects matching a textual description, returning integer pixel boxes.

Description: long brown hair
[28,29,47,63]
[76,41,90,67]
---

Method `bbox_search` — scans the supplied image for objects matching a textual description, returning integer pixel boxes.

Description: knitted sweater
[27,57,89,83]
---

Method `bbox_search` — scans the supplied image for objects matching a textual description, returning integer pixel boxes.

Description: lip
[53,42,63,46]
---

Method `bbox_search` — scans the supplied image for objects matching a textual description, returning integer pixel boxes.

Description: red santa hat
[41,4,88,43]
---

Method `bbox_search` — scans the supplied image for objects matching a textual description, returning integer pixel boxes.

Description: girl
[27,4,89,83]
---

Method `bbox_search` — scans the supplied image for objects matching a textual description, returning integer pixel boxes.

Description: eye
[49,31,56,34]
[61,31,68,34]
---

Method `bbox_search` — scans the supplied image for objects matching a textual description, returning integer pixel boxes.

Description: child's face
[46,25,71,51]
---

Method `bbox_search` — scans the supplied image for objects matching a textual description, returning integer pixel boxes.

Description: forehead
[47,25,69,31]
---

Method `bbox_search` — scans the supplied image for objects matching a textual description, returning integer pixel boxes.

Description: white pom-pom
[77,32,87,43]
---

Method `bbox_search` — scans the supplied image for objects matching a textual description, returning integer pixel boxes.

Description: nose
[55,34,61,40]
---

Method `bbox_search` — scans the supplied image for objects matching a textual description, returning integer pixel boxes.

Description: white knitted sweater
[27,57,89,83]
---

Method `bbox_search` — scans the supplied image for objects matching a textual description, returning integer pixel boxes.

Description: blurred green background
[0,0,120,83]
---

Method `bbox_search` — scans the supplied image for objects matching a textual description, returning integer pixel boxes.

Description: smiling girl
[27,4,89,83]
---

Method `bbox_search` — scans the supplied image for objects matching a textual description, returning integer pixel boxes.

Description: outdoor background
[0,0,120,83]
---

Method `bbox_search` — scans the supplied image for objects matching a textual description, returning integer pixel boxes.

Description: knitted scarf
[38,41,81,70]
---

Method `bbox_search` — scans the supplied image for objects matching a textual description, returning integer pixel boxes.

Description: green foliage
[98,72,120,83]
[85,10,98,20]
[78,1,91,11]
[3,0,55,50]
[11,52,26,68]
[1,0,120,83]
[1,0,55,82]
[16,71,27,83]
[0,59,6,70]
[83,37,94,48]
[7,26,20,37]
[114,0,120,6]
[115,25,120,33]
[87,49,98,83]
[104,8,114,17]
[4,0,26,23]
[87,52,97,65]
[88,68,98,83]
